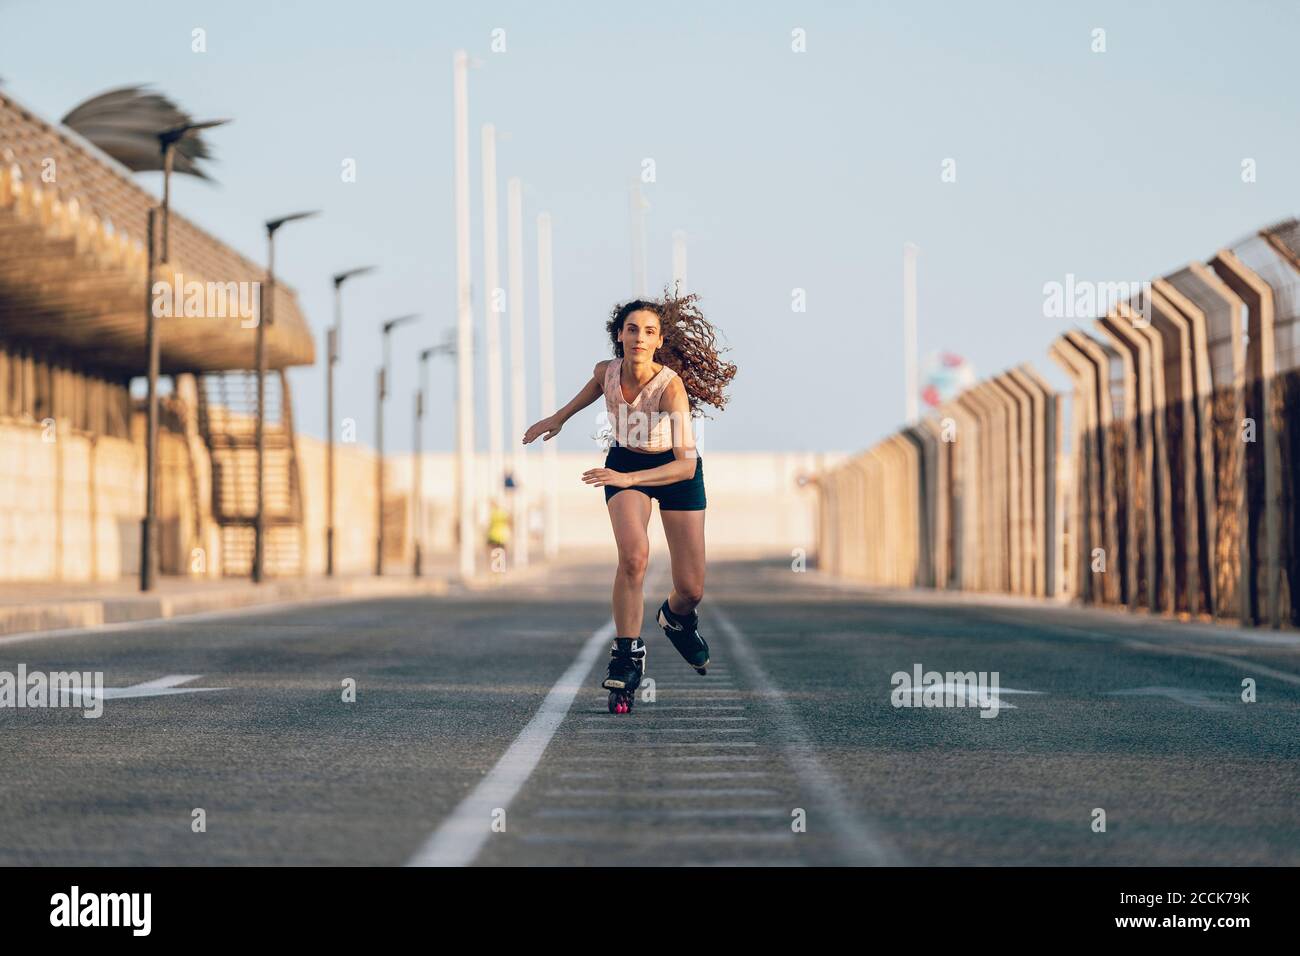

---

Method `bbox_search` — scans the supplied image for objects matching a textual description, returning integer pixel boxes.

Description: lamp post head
[159,117,232,146]
[382,313,421,335]
[267,210,320,236]
[61,88,229,181]
[334,265,377,289]
[419,339,454,363]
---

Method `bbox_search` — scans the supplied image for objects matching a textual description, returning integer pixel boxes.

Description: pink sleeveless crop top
[603,358,679,452]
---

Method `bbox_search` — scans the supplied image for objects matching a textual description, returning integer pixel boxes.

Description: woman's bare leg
[607,490,653,636]
[659,508,706,615]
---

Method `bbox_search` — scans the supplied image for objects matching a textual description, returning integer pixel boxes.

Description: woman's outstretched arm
[522,360,607,444]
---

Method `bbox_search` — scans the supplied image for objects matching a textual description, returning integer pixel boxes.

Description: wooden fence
[817,219,1300,629]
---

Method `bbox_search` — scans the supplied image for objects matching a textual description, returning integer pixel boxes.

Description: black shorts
[603,444,707,511]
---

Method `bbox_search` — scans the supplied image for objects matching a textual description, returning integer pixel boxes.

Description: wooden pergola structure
[0,90,317,578]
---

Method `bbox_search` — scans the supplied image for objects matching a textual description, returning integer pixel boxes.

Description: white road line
[537,807,789,819]
[657,755,762,761]
[557,771,770,780]
[582,717,754,723]
[659,687,738,691]
[982,608,1300,686]
[686,860,807,867]
[572,741,757,748]
[979,613,1300,671]
[543,788,780,798]
[558,754,762,763]
[661,771,770,779]
[664,716,748,721]
[653,690,743,696]
[1106,685,1234,711]
[584,705,745,712]
[580,715,747,721]
[519,832,795,845]
[709,601,905,866]
[578,727,751,733]
[1121,639,1300,687]
[654,687,739,692]
[406,616,616,867]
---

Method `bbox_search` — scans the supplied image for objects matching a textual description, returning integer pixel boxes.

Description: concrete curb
[0,575,453,638]
[807,569,1300,644]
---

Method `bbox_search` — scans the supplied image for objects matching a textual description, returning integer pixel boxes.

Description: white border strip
[406,617,616,866]
[709,601,905,866]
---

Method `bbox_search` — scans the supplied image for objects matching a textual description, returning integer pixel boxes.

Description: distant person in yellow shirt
[486,500,511,570]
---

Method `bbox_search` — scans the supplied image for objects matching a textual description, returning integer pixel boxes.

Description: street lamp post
[415,333,455,577]
[255,210,319,583]
[452,50,476,582]
[376,314,420,576]
[903,241,919,424]
[327,266,377,577]
[141,207,159,592]
[506,177,528,568]
[141,117,229,592]
[537,211,559,558]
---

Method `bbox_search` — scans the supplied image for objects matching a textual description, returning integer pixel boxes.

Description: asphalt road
[1,558,1297,866]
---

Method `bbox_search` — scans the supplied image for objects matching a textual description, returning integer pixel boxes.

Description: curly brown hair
[605,287,737,418]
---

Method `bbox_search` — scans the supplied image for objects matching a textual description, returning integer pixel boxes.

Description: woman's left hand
[582,467,630,488]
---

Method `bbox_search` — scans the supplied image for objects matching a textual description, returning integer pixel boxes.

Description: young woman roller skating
[522,292,736,714]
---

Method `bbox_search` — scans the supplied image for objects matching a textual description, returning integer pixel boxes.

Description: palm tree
[61,84,230,593]
[61,84,218,179]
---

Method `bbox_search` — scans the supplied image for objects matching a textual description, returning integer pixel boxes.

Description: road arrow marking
[1105,686,1233,712]
[906,684,1042,709]
[64,675,223,702]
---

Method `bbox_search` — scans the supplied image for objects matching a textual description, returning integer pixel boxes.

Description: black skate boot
[657,598,709,675]
[602,637,647,714]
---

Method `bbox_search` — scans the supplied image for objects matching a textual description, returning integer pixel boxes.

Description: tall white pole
[628,179,647,297]
[671,229,687,296]
[453,51,476,580]
[481,124,504,510]
[903,241,919,424]
[507,177,529,567]
[537,211,559,558]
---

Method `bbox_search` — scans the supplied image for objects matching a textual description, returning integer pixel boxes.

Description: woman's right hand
[523,414,563,444]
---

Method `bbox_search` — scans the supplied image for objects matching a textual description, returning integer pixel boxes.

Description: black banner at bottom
[1,866,1282,940]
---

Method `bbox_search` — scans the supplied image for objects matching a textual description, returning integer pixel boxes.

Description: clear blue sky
[3,0,1297,455]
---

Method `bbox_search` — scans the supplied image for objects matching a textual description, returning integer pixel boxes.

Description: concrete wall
[0,391,221,583]
[0,420,141,581]
[0,403,840,582]
[294,434,840,576]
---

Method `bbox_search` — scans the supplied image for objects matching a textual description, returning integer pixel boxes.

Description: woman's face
[620,309,664,361]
